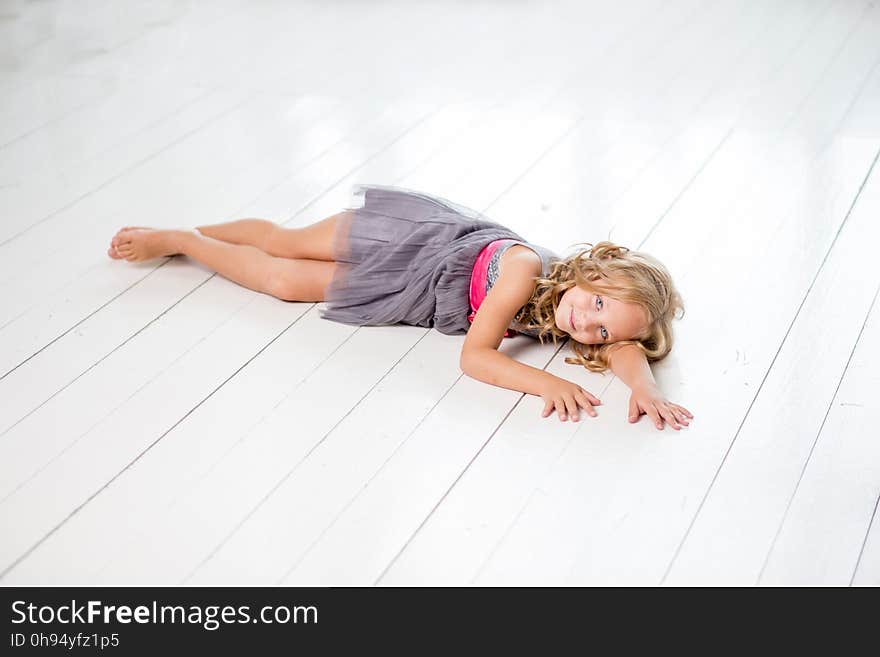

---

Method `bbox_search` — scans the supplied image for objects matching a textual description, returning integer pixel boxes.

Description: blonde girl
[108,185,693,429]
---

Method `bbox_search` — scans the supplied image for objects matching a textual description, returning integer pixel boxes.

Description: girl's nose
[578,309,594,333]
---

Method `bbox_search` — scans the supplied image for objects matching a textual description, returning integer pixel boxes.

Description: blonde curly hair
[512,241,684,373]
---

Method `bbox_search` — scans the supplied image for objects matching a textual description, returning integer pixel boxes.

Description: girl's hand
[539,376,602,422]
[628,384,694,430]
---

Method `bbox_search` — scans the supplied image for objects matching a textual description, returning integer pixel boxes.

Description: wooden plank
[852,503,880,585]
[0,2,261,146]
[0,277,310,575]
[201,0,776,582]
[0,100,441,557]
[0,0,668,575]
[757,216,880,585]
[275,0,770,586]
[0,92,404,375]
[0,78,208,184]
[187,330,508,585]
[478,139,878,585]
[0,0,491,576]
[192,0,720,586]
[0,75,114,148]
[666,153,880,585]
[0,3,327,246]
[0,1,410,255]
[0,0,568,475]
[0,0,643,583]
[0,2,461,372]
[9,0,876,589]
[381,0,856,585]
[473,2,880,585]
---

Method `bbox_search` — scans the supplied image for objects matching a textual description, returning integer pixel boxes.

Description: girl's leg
[260,212,347,261]
[111,219,276,255]
[192,212,346,260]
[113,212,347,260]
[112,228,336,301]
[194,218,276,251]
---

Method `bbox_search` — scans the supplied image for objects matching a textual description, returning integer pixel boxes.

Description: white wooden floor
[0,0,878,587]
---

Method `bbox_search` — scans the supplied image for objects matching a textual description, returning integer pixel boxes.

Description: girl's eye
[600,327,608,340]
[596,295,603,310]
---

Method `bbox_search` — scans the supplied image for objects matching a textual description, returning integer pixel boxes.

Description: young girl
[108,184,693,430]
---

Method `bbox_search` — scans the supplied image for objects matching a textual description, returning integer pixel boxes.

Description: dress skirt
[319,184,525,335]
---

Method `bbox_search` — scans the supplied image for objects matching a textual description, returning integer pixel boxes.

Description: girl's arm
[607,343,693,430]
[460,249,602,422]
[606,341,656,390]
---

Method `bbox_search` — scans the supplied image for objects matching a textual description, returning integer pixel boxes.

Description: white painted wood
[0,79,208,184]
[3,2,488,380]
[379,0,803,586]
[0,0,461,571]
[0,2,418,277]
[381,0,865,585]
[0,0,578,465]
[0,1,250,82]
[665,154,880,585]
[0,95,447,576]
[186,329,481,585]
[0,99,432,481]
[758,255,880,585]
[189,0,720,577]
[281,339,563,587]
[476,139,879,585]
[0,94,419,374]
[4,303,356,584]
[473,3,880,585]
[2,0,879,587]
[90,322,435,585]
[853,504,880,585]
[281,0,762,586]
[0,279,307,574]
[0,1,636,584]
[0,76,116,147]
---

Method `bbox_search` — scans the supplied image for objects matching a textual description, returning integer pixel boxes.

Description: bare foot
[108,226,149,259]
[108,227,183,262]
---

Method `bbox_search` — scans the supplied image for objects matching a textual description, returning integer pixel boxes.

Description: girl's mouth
[569,307,575,332]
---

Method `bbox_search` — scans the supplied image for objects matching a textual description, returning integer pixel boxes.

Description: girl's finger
[628,396,640,422]
[576,391,598,417]
[556,398,567,421]
[678,405,694,418]
[564,396,581,422]
[647,404,664,430]
[542,399,554,418]
[672,408,690,426]
[660,405,681,430]
[581,389,602,405]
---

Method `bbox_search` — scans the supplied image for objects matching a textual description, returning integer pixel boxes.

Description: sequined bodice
[469,239,559,338]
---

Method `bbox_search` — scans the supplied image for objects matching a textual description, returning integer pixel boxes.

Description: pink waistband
[468,238,519,335]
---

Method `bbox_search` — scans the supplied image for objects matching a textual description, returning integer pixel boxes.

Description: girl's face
[555,283,648,345]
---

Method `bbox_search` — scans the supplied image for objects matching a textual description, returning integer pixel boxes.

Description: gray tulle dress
[319,184,559,336]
